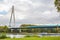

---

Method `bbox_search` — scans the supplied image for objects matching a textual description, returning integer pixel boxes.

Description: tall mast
[9,5,15,27]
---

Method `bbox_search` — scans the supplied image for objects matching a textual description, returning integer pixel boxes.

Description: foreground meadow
[1,36,60,40]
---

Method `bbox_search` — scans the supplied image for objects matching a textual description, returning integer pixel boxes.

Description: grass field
[1,36,60,40]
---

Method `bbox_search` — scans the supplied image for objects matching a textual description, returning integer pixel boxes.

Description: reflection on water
[7,34,26,38]
[6,33,60,38]
[39,33,60,37]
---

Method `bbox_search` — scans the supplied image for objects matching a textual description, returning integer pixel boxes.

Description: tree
[20,24,41,33]
[0,25,8,33]
[54,0,60,33]
[54,0,60,12]
[20,24,36,33]
[4,25,8,33]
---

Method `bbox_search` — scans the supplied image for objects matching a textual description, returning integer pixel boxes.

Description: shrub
[32,35,40,37]
[0,33,7,39]
[25,35,40,37]
[25,35,31,37]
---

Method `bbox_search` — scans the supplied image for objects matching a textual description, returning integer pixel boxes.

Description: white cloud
[0,0,59,26]
[15,12,27,20]
[0,14,4,16]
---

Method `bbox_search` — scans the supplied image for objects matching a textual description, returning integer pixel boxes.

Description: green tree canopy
[54,0,60,12]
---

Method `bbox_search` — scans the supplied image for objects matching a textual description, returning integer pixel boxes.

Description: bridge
[8,5,60,33]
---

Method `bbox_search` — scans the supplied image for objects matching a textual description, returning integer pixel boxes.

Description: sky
[0,0,60,27]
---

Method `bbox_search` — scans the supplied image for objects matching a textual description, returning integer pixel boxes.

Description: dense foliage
[0,25,8,33]
[0,33,7,39]
[54,0,60,12]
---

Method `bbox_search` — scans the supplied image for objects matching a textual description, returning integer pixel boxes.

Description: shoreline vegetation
[0,33,60,40]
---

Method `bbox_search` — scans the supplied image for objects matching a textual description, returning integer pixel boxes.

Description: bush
[25,35,40,37]
[25,35,31,37]
[0,33,7,39]
[32,35,40,37]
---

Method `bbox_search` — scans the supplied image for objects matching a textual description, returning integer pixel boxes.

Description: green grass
[1,36,60,40]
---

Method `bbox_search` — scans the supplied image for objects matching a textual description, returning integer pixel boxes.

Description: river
[6,33,60,38]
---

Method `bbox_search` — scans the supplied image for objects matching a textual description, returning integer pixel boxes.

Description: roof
[27,24,60,28]
[9,24,60,29]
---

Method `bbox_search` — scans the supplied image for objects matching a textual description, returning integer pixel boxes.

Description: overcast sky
[0,0,60,27]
